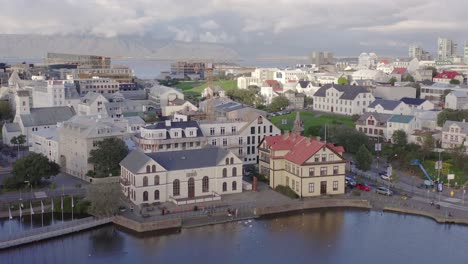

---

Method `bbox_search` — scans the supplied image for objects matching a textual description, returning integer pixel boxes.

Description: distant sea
[0,57,298,79]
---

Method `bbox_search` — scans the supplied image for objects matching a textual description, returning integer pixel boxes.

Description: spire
[292,111,303,135]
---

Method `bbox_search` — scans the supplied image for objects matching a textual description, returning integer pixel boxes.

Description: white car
[380,174,392,181]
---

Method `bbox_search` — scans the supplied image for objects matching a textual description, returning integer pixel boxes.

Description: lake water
[1,209,468,264]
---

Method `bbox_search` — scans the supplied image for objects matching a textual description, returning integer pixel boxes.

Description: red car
[356,183,371,191]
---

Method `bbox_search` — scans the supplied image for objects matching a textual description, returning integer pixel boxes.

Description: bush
[275,185,299,199]
[50,182,57,189]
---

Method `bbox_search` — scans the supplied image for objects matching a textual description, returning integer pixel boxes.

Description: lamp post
[24,181,32,229]
[387,154,397,192]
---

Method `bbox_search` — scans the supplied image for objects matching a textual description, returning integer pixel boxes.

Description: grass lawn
[421,160,468,185]
[175,80,237,94]
[269,111,355,133]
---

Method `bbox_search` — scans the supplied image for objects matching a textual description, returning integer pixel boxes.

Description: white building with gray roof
[120,146,242,206]
[313,84,375,115]
[441,120,468,152]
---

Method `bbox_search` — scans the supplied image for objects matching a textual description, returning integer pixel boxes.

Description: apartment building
[74,78,120,96]
[313,84,374,115]
[441,120,468,151]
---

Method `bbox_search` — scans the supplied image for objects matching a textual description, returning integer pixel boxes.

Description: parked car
[380,174,391,181]
[345,176,356,187]
[376,187,393,196]
[356,183,372,191]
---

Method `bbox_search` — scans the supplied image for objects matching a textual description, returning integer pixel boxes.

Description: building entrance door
[188,178,195,198]
[320,181,327,195]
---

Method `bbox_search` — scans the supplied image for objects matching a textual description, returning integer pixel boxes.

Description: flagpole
[62,185,64,223]
[8,204,12,235]
[71,196,74,221]
[51,198,54,225]
[30,202,33,230]
[41,200,44,227]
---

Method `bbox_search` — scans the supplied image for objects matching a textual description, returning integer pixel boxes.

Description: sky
[0,0,467,57]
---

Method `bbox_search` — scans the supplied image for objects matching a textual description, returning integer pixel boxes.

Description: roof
[388,115,414,124]
[442,120,468,133]
[314,84,369,100]
[392,68,407,75]
[357,112,393,123]
[31,127,58,141]
[3,123,21,132]
[434,71,460,79]
[400,97,428,106]
[16,90,30,97]
[368,99,402,110]
[140,120,204,139]
[20,106,75,127]
[265,80,280,87]
[263,133,344,165]
[298,81,310,88]
[121,147,231,171]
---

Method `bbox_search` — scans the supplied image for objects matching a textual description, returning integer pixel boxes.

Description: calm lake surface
[1,209,468,264]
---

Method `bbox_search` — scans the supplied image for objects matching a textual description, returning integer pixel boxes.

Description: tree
[88,138,129,178]
[226,88,262,107]
[337,77,348,85]
[10,134,26,159]
[440,89,453,103]
[0,101,12,121]
[437,109,468,126]
[269,96,289,112]
[392,130,408,147]
[304,96,313,107]
[420,133,435,161]
[403,75,415,82]
[355,145,372,171]
[449,79,460,85]
[86,183,121,217]
[389,77,397,86]
[7,153,60,188]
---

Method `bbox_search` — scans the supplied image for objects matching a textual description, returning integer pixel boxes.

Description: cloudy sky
[0,0,467,57]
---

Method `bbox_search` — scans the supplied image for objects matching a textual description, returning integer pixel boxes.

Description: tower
[14,90,30,121]
[292,111,303,135]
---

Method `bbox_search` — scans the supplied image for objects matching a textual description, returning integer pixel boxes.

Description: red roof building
[259,130,346,197]
[392,67,408,75]
[433,71,463,84]
[264,80,281,89]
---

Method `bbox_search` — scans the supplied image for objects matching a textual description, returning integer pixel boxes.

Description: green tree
[269,96,289,112]
[420,133,435,161]
[332,125,369,154]
[304,95,313,107]
[403,75,415,82]
[143,112,158,123]
[355,145,372,171]
[437,109,468,126]
[7,153,60,188]
[449,79,460,85]
[10,134,26,159]
[86,183,122,217]
[337,77,348,85]
[226,88,262,107]
[389,77,397,86]
[88,138,129,178]
[0,101,12,121]
[392,130,408,147]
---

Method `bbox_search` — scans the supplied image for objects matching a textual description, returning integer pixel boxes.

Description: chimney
[165,120,171,127]
[284,130,290,139]
[316,136,321,141]
[306,137,311,145]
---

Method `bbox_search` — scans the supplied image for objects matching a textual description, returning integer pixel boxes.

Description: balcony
[120,178,131,186]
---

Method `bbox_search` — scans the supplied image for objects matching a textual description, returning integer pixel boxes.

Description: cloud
[200,20,220,30]
[1,0,468,55]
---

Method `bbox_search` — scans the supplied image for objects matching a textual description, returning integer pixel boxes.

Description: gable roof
[388,115,414,124]
[147,146,230,170]
[368,99,402,110]
[298,80,310,88]
[120,149,153,173]
[20,107,75,127]
[263,133,344,165]
[392,67,407,75]
[265,80,280,87]
[357,112,393,123]
[400,97,428,106]
[314,84,369,100]
[434,71,461,79]
[442,120,468,133]
[3,123,21,132]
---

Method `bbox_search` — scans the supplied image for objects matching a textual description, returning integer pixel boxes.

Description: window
[222,182,227,192]
[309,183,315,193]
[230,157,234,164]
[143,176,148,187]
[173,180,180,196]
[328,154,334,161]
[320,167,327,176]
[322,154,326,162]
[270,125,273,133]
[239,137,243,145]
[258,126,261,133]
[252,136,255,145]
[154,190,160,200]
[143,191,148,202]
[247,147,250,155]
[225,158,229,165]
[309,168,315,176]
[154,175,159,185]
[232,167,237,176]
[223,168,227,177]
[223,138,228,146]
[314,155,319,162]
[210,127,215,135]
[333,166,339,175]
[251,127,255,134]
[152,165,156,173]
[211,139,217,146]
[146,165,150,173]
[232,126,237,133]
[251,146,255,154]
[221,127,225,135]
[232,181,237,191]
[333,181,339,191]
[286,176,289,187]
[202,176,209,192]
